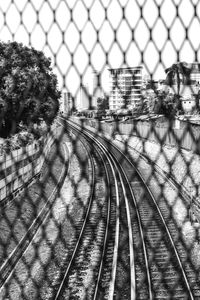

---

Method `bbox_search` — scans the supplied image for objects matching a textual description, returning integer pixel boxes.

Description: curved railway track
[115,136,200,298]
[57,118,197,300]
[54,122,119,299]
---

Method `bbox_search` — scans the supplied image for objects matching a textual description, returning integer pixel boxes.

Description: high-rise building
[78,84,90,110]
[63,92,73,114]
[188,63,200,84]
[92,70,103,108]
[109,66,143,110]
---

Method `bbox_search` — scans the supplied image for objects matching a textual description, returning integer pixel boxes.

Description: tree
[164,62,192,115]
[96,97,109,111]
[159,91,182,118]
[165,62,191,95]
[0,41,61,137]
[141,89,161,114]
[144,80,158,93]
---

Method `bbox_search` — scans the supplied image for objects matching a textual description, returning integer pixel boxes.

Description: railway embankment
[78,116,200,199]
[83,116,200,153]
[0,129,94,299]
[74,116,200,266]
[0,125,57,206]
[114,134,200,197]
[113,133,200,267]
[0,126,68,273]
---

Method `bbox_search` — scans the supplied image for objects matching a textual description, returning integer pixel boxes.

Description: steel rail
[59,120,120,300]
[54,129,96,299]
[91,142,112,300]
[54,122,121,300]
[111,154,153,300]
[67,120,138,299]
[101,127,195,300]
[67,118,194,300]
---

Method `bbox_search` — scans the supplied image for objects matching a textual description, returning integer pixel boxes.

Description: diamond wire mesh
[0,0,200,299]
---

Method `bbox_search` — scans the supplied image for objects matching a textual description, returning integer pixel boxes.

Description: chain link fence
[0,0,200,299]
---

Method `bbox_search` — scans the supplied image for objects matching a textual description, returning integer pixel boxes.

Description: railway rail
[54,121,119,299]
[1,117,198,299]
[113,137,200,298]
[56,117,197,300]
[124,142,200,223]
[0,136,69,292]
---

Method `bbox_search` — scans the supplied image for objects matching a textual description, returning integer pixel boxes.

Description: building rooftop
[108,66,143,71]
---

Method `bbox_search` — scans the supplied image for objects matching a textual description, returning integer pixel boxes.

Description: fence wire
[0,0,200,299]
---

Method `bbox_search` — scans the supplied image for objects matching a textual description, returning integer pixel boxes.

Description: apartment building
[109,66,143,110]
[77,84,90,110]
[63,92,73,114]
[189,63,200,80]
[93,70,104,108]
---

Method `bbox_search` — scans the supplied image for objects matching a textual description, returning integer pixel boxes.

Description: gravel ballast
[0,132,95,299]
[113,134,200,269]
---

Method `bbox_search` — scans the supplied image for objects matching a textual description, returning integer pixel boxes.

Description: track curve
[62,118,195,300]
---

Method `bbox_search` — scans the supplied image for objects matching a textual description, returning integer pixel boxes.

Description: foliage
[141,89,161,114]
[196,91,200,110]
[141,87,182,118]
[159,91,182,118]
[0,130,36,154]
[143,80,158,93]
[0,41,61,137]
[97,97,109,111]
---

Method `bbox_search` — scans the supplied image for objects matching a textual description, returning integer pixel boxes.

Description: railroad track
[57,118,197,300]
[0,135,69,292]
[119,138,200,298]
[54,121,119,299]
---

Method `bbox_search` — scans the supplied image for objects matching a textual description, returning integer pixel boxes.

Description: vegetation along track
[0,133,69,291]
[63,118,196,300]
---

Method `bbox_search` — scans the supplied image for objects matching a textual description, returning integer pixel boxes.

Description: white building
[92,70,104,108]
[63,92,73,114]
[77,84,90,110]
[109,66,143,110]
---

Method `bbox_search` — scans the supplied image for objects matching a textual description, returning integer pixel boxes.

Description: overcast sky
[0,0,200,96]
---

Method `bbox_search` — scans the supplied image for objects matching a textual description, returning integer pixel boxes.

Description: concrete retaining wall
[79,117,200,153]
[0,130,55,205]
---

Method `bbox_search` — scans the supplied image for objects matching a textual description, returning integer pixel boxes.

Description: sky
[0,0,200,99]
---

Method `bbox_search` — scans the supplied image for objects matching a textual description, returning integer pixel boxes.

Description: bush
[0,130,39,155]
